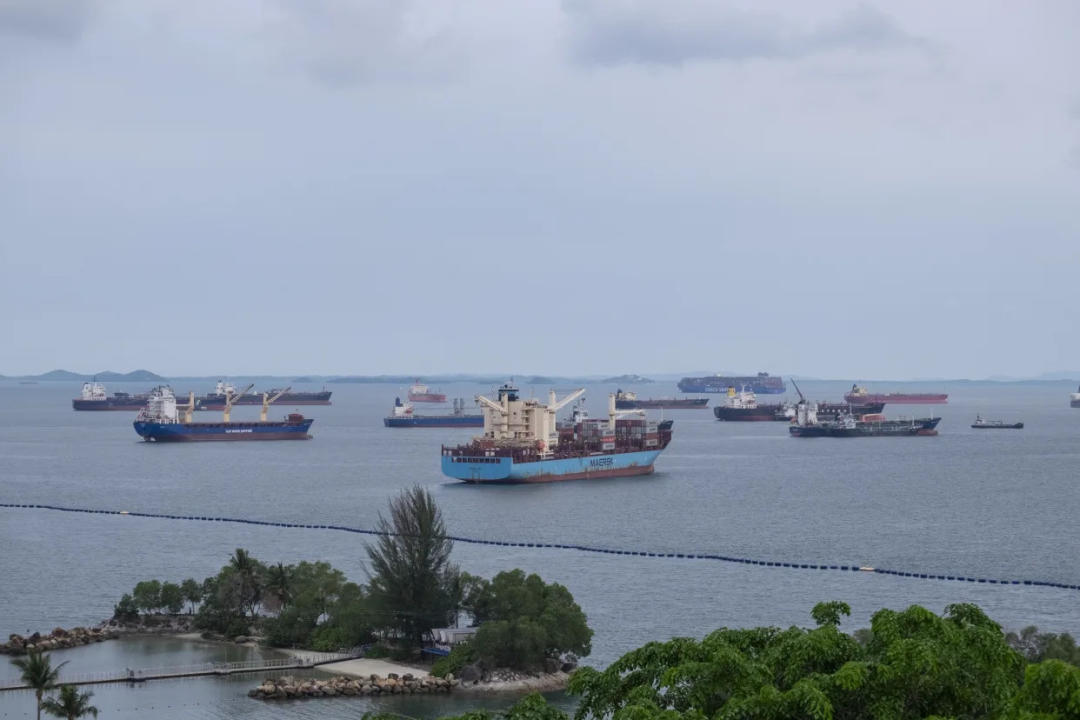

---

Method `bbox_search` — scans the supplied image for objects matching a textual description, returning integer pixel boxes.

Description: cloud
[261,0,462,87]
[0,0,95,43]
[563,0,931,66]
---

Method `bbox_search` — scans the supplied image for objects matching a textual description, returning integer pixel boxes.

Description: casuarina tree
[365,485,460,650]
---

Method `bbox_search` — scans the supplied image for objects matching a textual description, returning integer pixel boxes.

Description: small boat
[971,415,1023,429]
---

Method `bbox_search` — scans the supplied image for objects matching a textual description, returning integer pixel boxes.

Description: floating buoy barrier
[1,502,1076,592]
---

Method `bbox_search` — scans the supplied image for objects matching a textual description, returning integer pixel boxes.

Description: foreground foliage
[411,603,1080,720]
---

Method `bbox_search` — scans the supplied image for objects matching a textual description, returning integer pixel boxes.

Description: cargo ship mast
[260,386,291,422]
[223,383,254,423]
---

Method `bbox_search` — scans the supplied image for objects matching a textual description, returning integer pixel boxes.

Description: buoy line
[1,502,1076,592]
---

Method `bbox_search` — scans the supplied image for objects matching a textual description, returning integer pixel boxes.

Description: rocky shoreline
[1,626,118,655]
[250,673,458,700]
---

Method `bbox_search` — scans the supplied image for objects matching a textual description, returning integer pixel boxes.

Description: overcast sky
[2,0,1078,378]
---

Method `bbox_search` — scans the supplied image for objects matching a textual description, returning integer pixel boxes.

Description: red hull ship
[407,381,447,403]
[844,384,948,405]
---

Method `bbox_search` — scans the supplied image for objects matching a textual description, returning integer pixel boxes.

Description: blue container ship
[441,384,674,484]
[384,398,483,428]
[133,386,314,442]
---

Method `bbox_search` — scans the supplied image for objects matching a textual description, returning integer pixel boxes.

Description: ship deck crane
[608,393,645,430]
[223,383,255,423]
[179,391,196,424]
[260,386,291,422]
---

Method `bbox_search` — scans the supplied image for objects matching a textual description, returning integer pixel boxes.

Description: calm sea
[1,379,1078,718]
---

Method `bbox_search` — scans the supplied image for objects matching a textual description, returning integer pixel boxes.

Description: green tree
[469,570,592,671]
[112,593,139,622]
[568,602,1023,720]
[132,580,162,613]
[180,578,202,614]
[11,652,67,720]
[365,486,460,650]
[160,581,184,614]
[40,685,98,720]
[1006,659,1080,719]
[264,562,292,612]
[229,548,264,619]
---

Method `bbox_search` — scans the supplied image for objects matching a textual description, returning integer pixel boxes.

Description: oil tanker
[72,382,152,410]
[408,381,447,403]
[614,390,708,410]
[133,387,313,441]
[788,402,939,438]
[844,384,947,405]
[384,398,483,428]
[441,384,673,483]
[193,381,331,409]
[712,387,884,421]
[678,372,785,394]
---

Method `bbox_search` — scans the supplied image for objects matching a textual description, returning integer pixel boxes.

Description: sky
[1,0,1078,379]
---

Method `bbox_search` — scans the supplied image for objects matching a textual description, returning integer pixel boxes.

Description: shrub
[432,642,478,678]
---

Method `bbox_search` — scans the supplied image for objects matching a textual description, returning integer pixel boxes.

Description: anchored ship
[72,382,153,411]
[408,381,447,404]
[1071,386,1080,408]
[788,402,939,438]
[441,384,673,483]
[193,380,331,409]
[678,372,785,394]
[384,398,483,428]
[971,415,1023,429]
[713,385,884,421]
[133,385,313,441]
[614,390,708,410]
[844,384,947,405]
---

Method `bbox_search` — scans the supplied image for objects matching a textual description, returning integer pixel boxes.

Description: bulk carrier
[712,386,884,421]
[441,384,673,483]
[678,372,785,394]
[73,382,152,411]
[193,381,331,409]
[844,384,947,405]
[408,381,447,403]
[133,385,313,441]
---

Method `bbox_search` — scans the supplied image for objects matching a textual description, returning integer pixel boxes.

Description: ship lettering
[589,457,614,468]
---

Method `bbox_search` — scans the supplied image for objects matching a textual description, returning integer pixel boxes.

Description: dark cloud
[0,0,94,43]
[563,1,931,66]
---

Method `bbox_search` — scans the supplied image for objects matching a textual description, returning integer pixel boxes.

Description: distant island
[601,374,654,384]
[12,369,167,382]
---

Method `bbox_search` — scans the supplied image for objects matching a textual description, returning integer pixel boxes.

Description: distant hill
[21,369,166,382]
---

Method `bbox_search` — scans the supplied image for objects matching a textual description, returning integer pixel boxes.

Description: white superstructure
[80,382,107,401]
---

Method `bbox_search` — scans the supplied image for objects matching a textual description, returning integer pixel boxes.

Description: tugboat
[133,385,313,441]
[615,389,708,410]
[441,384,674,483]
[971,415,1023,429]
[384,398,483,428]
[408,380,447,404]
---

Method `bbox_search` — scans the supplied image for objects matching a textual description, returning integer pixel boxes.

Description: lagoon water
[1,379,1078,718]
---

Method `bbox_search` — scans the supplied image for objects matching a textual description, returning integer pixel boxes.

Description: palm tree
[230,548,263,618]
[265,562,292,611]
[41,685,98,720]
[11,651,67,720]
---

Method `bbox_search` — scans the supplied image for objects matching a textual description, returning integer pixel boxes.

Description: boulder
[459,663,482,683]
[544,657,561,674]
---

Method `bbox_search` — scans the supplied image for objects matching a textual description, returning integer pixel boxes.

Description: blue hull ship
[134,418,313,441]
[442,448,662,483]
[440,384,674,484]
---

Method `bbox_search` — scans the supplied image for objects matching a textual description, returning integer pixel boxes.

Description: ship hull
[616,398,708,409]
[844,393,947,404]
[442,450,662,484]
[195,391,332,409]
[971,423,1023,429]
[1071,396,1080,408]
[73,399,146,411]
[385,415,483,428]
[133,419,314,441]
[408,393,447,403]
[790,417,940,438]
[713,405,785,421]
